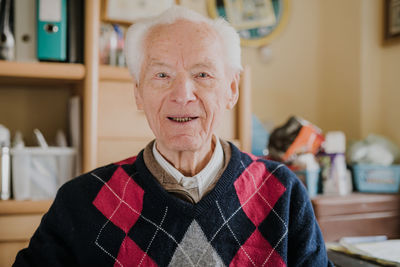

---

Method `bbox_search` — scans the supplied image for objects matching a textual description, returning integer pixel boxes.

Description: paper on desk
[350,240,400,264]
[327,240,400,266]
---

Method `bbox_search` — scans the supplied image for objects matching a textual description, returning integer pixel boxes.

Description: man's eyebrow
[147,59,218,69]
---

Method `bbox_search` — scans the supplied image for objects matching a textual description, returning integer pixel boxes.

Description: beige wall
[244,0,322,128]
[317,0,362,140]
[381,44,400,145]
[247,0,400,145]
[360,0,384,138]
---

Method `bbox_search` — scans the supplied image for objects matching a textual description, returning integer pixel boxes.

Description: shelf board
[0,200,52,215]
[99,65,132,82]
[0,60,85,82]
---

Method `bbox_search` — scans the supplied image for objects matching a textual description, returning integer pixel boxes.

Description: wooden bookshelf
[0,60,85,81]
[0,200,51,266]
[0,200,52,215]
[99,64,131,82]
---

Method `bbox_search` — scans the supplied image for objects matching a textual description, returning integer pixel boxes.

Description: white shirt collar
[152,136,224,197]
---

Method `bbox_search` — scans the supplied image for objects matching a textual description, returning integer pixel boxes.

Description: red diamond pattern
[229,230,286,267]
[115,236,157,267]
[93,166,144,233]
[114,156,137,166]
[234,161,286,226]
[92,155,290,266]
[244,152,259,161]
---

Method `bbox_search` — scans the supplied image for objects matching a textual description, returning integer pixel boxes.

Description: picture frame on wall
[384,0,400,42]
[223,0,276,31]
[102,0,175,24]
[207,0,289,47]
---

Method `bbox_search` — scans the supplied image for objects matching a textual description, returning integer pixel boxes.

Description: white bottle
[0,125,11,200]
[0,0,15,60]
[322,131,352,195]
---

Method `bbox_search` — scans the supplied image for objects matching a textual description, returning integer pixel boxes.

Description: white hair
[124,5,242,82]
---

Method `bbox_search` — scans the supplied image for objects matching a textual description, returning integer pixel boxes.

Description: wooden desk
[328,250,383,267]
[312,193,400,242]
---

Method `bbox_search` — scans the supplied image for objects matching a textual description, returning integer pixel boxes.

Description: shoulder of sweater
[63,154,141,188]
[55,160,137,204]
[259,158,311,202]
[252,157,306,193]
[226,142,299,189]
[65,163,118,187]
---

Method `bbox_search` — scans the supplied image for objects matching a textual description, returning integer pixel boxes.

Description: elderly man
[14,6,331,267]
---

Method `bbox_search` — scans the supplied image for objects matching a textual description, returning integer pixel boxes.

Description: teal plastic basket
[352,164,400,193]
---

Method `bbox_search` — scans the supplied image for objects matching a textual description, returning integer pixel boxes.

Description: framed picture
[102,0,175,24]
[207,0,289,47]
[384,0,400,41]
[223,0,276,31]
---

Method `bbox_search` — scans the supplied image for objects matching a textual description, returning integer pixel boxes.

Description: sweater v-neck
[130,142,243,218]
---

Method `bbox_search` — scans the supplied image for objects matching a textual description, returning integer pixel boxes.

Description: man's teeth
[170,117,194,122]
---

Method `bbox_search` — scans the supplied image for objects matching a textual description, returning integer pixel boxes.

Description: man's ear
[132,77,144,110]
[226,72,240,109]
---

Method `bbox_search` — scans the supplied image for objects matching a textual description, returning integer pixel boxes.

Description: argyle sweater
[14,142,332,267]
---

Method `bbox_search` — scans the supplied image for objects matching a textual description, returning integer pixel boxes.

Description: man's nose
[169,74,196,104]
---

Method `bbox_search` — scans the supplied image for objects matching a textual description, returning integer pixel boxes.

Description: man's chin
[168,141,201,153]
[160,136,207,153]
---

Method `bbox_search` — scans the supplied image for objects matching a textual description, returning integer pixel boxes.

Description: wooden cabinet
[0,61,85,267]
[0,61,85,145]
[0,2,97,265]
[0,201,51,267]
[312,193,400,242]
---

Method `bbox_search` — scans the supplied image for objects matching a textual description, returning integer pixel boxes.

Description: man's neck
[155,137,216,176]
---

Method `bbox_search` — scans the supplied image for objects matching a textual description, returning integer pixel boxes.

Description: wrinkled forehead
[143,20,223,60]
[147,19,218,41]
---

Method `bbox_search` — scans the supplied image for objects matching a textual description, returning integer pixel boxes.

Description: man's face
[135,20,239,154]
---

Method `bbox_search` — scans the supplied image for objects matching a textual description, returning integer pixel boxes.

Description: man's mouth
[168,117,198,122]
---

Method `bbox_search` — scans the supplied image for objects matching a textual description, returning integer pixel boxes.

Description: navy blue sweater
[14,143,332,266]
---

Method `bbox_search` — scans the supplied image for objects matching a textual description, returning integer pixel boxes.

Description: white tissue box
[11,147,76,200]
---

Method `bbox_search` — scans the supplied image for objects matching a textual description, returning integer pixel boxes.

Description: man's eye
[197,72,209,78]
[156,73,168,78]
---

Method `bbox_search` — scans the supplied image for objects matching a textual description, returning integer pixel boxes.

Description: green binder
[37,0,67,61]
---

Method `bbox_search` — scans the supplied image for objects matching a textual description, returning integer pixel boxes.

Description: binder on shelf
[37,0,67,61]
[67,0,84,63]
[14,0,37,62]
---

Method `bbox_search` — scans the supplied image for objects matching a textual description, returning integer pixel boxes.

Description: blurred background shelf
[0,200,52,215]
[0,200,51,267]
[0,61,85,84]
[99,64,131,82]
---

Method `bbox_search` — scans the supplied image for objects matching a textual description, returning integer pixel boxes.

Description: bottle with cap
[0,125,11,200]
[320,131,352,195]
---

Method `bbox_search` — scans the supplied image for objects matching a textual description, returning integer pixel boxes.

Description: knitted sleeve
[285,171,334,267]
[13,184,78,267]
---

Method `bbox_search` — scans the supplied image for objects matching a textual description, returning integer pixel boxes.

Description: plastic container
[294,169,320,198]
[11,147,76,200]
[352,164,400,193]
